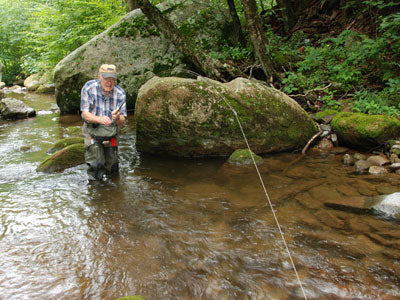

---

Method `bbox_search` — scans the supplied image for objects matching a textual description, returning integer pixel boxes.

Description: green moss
[332,112,400,148]
[47,137,84,154]
[315,109,339,121]
[37,143,85,173]
[228,149,263,166]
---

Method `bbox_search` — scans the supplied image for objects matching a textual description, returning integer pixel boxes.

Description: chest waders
[83,122,119,180]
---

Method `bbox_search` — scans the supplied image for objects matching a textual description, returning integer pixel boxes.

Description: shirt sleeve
[80,82,93,112]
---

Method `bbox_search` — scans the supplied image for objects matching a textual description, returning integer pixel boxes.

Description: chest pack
[86,122,118,143]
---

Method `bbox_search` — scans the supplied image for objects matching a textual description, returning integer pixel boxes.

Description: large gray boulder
[0,97,36,119]
[134,76,318,157]
[53,0,229,114]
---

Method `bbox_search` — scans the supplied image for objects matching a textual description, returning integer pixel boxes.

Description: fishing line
[218,86,308,300]
[182,72,308,298]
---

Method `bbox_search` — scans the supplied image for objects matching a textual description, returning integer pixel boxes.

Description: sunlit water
[0,92,399,300]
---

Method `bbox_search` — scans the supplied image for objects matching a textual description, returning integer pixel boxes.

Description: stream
[0,91,399,300]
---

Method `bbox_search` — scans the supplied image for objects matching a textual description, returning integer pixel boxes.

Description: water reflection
[0,92,399,299]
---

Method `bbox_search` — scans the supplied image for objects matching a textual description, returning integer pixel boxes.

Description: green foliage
[0,0,124,83]
[282,9,400,115]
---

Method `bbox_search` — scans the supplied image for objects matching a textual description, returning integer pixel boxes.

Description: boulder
[53,0,229,113]
[36,83,55,94]
[366,155,390,166]
[134,76,318,157]
[227,149,263,166]
[24,74,41,91]
[46,137,84,154]
[331,112,400,149]
[0,82,5,89]
[0,97,36,119]
[37,143,85,173]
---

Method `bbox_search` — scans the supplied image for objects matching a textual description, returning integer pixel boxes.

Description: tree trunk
[134,0,234,81]
[127,0,138,11]
[240,0,278,81]
[226,0,246,47]
[276,0,296,32]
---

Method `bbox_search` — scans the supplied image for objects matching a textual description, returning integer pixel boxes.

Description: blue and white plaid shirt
[80,79,127,119]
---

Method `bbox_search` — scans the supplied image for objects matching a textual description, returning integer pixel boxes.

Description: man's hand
[111,110,120,121]
[98,115,112,126]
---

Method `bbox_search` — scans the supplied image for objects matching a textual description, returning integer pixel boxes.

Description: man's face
[99,74,115,94]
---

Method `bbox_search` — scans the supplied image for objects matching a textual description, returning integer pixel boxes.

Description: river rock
[134,76,317,156]
[36,83,55,94]
[389,153,400,164]
[0,97,36,119]
[227,149,263,166]
[37,143,85,173]
[368,165,388,175]
[331,112,400,149]
[46,137,84,154]
[353,153,366,160]
[53,0,229,113]
[0,82,5,89]
[314,138,334,152]
[388,163,400,171]
[366,155,389,166]
[354,159,372,173]
[343,153,355,166]
[24,73,41,91]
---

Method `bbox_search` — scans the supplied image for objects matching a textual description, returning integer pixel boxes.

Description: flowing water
[0,91,400,300]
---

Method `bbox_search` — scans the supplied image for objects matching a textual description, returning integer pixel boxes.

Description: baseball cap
[99,64,117,79]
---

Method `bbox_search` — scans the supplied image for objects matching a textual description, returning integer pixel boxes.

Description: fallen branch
[302,123,322,155]
[289,83,332,98]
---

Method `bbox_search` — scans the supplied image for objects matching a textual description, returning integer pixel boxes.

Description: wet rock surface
[0,97,36,119]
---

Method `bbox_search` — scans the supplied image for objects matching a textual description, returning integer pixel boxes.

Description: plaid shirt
[80,79,127,119]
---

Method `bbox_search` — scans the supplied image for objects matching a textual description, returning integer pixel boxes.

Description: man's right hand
[97,115,112,126]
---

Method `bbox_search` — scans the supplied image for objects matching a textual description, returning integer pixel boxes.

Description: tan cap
[99,64,117,79]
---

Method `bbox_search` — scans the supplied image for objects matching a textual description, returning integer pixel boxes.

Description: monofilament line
[223,99,308,300]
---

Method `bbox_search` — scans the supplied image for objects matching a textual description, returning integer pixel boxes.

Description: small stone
[315,138,334,151]
[389,153,400,164]
[343,154,355,166]
[369,166,388,175]
[355,159,372,173]
[388,163,400,170]
[353,153,366,160]
[330,133,338,145]
[320,124,332,131]
[367,155,390,166]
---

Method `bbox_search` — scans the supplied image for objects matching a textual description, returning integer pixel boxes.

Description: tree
[133,0,236,81]
[226,0,246,47]
[240,0,278,81]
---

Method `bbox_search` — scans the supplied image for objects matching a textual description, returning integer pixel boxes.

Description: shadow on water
[0,91,399,299]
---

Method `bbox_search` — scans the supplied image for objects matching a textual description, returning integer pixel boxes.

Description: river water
[0,91,399,300]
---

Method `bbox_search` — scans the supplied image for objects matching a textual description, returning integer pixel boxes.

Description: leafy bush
[282,10,400,115]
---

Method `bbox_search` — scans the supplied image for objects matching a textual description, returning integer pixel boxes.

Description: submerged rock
[227,149,263,166]
[135,76,317,157]
[37,143,84,173]
[0,97,36,119]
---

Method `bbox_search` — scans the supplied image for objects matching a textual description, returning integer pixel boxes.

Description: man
[81,64,127,181]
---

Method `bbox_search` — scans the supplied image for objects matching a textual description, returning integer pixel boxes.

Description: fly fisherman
[80,64,127,181]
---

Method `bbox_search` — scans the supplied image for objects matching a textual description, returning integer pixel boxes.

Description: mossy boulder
[228,149,263,166]
[47,137,84,154]
[134,76,318,157]
[37,143,85,173]
[53,0,229,114]
[331,112,400,149]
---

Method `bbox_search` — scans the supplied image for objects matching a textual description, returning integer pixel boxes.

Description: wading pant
[83,124,119,180]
